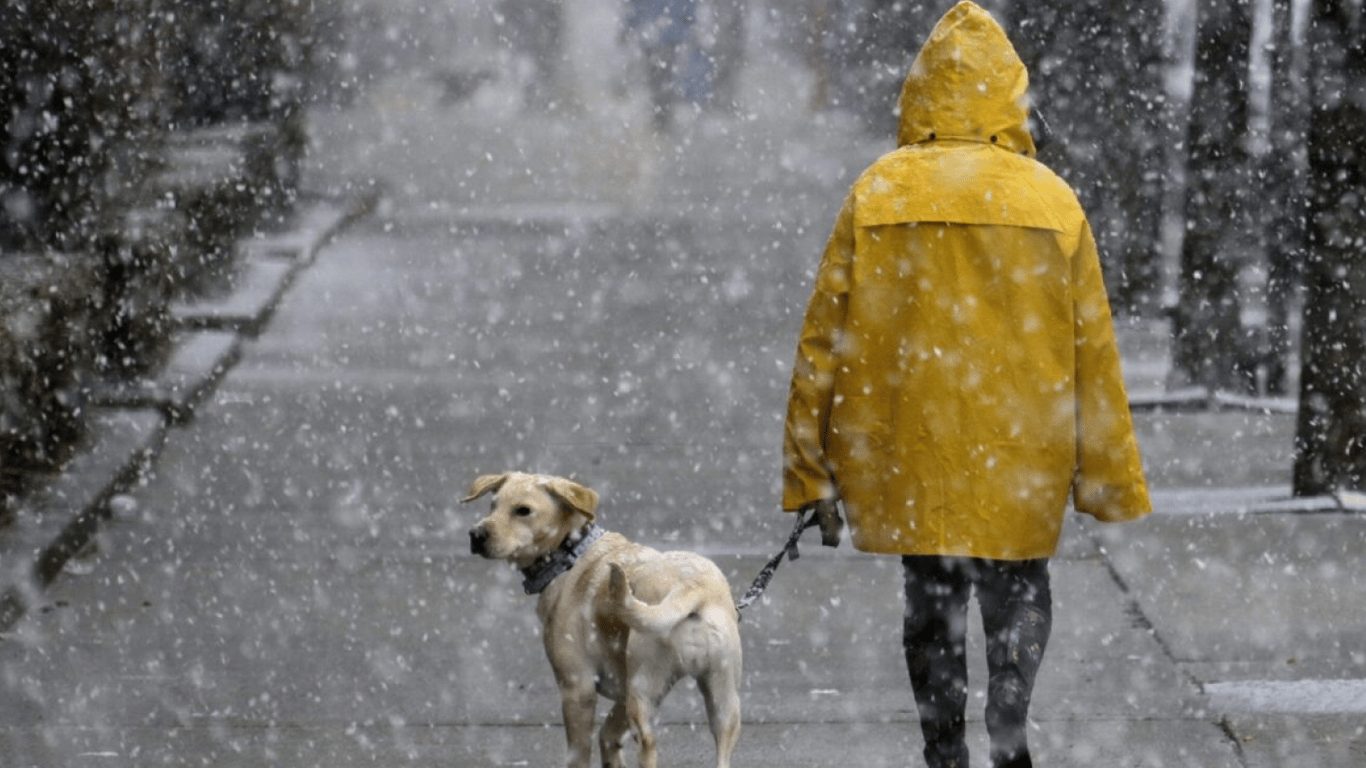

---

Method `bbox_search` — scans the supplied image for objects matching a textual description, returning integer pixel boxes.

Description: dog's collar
[521,524,606,595]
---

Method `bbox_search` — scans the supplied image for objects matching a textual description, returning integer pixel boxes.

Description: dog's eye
[513,505,533,517]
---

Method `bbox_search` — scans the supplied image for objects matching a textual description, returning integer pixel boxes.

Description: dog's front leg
[560,684,598,768]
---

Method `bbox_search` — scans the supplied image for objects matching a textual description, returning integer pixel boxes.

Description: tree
[1256,0,1311,397]
[0,2,110,250]
[1292,0,1366,496]
[1168,0,1262,393]
[1004,0,1167,315]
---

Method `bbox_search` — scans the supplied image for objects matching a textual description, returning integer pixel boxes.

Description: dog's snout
[470,526,489,556]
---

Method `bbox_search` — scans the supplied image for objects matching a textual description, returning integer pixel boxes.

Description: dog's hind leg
[699,666,742,768]
[625,664,674,768]
[600,701,629,768]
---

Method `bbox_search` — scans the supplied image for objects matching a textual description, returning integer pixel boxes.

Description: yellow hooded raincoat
[782,1,1151,559]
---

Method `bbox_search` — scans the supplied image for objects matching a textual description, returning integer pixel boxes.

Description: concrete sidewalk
[1,56,1364,768]
[0,194,372,633]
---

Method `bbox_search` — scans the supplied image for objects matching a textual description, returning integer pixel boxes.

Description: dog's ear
[544,477,599,522]
[462,473,509,503]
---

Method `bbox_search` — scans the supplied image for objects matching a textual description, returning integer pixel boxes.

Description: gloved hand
[807,498,843,547]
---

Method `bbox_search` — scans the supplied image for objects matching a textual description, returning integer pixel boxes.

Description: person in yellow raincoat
[780,3,1152,767]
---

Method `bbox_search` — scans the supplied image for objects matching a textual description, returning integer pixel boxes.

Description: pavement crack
[1217,716,1253,768]
[1094,543,1185,676]
[1095,541,1253,768]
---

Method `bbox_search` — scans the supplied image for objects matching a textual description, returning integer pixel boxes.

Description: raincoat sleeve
[1071,221,1152,522]
[781,192,854,511]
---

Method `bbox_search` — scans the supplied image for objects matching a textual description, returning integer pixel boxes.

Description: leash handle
[736,510,819,612]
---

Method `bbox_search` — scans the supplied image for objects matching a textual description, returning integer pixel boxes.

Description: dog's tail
[608,562,708,637]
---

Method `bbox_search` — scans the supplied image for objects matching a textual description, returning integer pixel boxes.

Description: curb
[0,191,375,633]
[1129,386,1298,415]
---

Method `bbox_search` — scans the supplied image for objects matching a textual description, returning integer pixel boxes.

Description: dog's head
[463,472,600,565]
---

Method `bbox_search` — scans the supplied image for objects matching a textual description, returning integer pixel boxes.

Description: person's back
[780,3,1150,767]
[784,1,1147,560]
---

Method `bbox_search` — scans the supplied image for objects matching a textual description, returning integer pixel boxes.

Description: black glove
[807,498,843,547]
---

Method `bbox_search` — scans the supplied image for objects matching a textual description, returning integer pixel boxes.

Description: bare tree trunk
[1170,0,1258,392]
[1293,0,1366,496]
[707,0,747,111]
[1257,0,1310,396]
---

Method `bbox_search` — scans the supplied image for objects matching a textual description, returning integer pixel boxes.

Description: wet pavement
[2,51,1365,768]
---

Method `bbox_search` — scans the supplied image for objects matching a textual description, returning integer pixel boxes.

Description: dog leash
[736,509,819,612]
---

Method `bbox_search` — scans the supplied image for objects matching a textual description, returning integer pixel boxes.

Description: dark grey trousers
[901,556,1052,768]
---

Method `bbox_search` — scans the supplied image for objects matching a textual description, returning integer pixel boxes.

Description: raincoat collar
[520,523,606,595]
[896,1,1037,157]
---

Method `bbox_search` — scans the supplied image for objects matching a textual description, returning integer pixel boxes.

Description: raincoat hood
[897,1,1036,157]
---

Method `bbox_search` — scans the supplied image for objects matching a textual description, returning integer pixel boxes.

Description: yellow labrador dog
[465,471,742,768]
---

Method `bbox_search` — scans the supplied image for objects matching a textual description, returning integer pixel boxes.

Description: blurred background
[4,0,1365,515]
